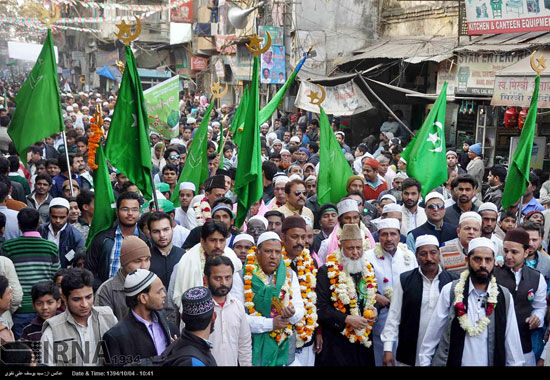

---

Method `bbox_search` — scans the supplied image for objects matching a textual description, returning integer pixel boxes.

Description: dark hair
[0,181,7,204]
[0,212,6,231]
[162,164,179,174]
[147,211,172,231]
[285,179,306,194]
[489,165,507,183]
[0,157,8,176]
[204,255,234,278]
[288,145,299,154]
[0,176,11,198]
[17,208,39,232]
[76,136,88,145]
[212,197,233,209]
[164,147,180,160]
[60,268,94,298]
[529,172,539,188]
[402,178,421,193]
[0,341,34,366]
[35,173,52,186]
[57,153,75,173]
[46,158,59,168]
[125,282,152,310]
[29,145,42,155]
[499,210,517,221]
[201,220,228,240]
[0,275,9,300]
[450,174,477,190]
[269,151,281,160]
[138,212,151,233]
[521,221,544,237]
[265,210,285,222]
[262,161,278,182]
[347,190,365,202]
[306,141,318,153]
[76,189,94,212]
[116,191,140,209]
[7,155,19,173]
[31,280,60,303]
[53,268,70,284]
[120,181,138,194]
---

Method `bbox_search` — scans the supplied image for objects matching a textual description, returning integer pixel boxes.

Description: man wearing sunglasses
[406,192,457,253]
[275,179,314,223]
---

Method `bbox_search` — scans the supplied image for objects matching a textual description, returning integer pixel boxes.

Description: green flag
[401,82,448,198]
[234,56,263,228]
[86,145,116,249]
[501,76,540,210]
[171,101,214,207]
[230,85,250,148]
[105,45,153,200]
[317,106,353,205]
[8,30,64,165]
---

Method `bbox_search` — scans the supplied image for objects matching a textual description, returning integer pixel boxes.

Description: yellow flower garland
[282,247,318,348]
[326,249,377,348]
[243,248,294,344]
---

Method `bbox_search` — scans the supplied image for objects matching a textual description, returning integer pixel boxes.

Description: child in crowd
[20,281,61,342]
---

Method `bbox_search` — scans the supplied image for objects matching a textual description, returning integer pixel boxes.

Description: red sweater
[363,181,388,201]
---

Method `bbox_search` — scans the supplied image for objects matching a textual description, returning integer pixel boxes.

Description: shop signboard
[509,136,546,169]
[170,0,193,23]
[259,26,284,46]
[466,0,550,35]
[492,75,550,108]
[190,56,208,71]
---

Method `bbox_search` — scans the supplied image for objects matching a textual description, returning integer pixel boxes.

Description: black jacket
[38,222,85,268]
[102,309,179,366]
[161,329,217,366]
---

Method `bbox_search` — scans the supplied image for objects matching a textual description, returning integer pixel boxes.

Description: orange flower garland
[326,250,377,347]
[87,106,104,170]
[244,247,294,345]
[282,248,318,347]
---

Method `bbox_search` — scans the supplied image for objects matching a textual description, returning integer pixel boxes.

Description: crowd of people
[0,79,549,367]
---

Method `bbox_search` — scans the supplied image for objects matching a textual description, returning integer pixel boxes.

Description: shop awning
[491,49,550,108]
[454,32,550,54]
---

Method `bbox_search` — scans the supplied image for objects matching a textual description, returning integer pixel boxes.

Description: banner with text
[143,76,180,140]
[466,0,550,35]
[491,75,550,108]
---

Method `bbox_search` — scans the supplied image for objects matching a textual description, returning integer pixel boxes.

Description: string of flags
[50,0,190,12]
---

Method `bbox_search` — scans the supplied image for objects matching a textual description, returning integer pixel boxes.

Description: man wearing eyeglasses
[275,179,314,223]
[406,192,458,253]
[86,191,150,289]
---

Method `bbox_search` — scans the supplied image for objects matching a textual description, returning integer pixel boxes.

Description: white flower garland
[454,270,499,337]
[327,249,377,347]
[283,248,318,348]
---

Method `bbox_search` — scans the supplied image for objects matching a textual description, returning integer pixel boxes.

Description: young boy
[499,210,518,234]
[20,281,61,342]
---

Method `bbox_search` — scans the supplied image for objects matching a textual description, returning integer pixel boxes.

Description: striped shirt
[1,236,60,313]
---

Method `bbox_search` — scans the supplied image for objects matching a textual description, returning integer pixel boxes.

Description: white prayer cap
[187,117,196,124]
[467,237,495,255]
[66,106,74,112]
[399,157,407,164]
[261,123,270,128]
[249,215,268,229]
[305,175,316,183]
[380,194,397,203]
[211,121,220,127]
[478,202,498,215]
[81,106,89,110]
[49,197,70,210]
[288,174,302,182]
[95,93,101,97]
[266,132,277,143]
[335,131,345,138]
[272,139,282,145]
[170,138,184,145]
[124,269,158,297]
[179,182,196,192]
[302,215,313,228]
[257,231,282,247]
[103,102,109,107]
[290,136,300,143]
[104,117,111,122]
[394,172,408,180]
[280,149,290,155]
[66,93,73,98]
[95,98,102,102]
[208,126,213,132]
[415,234,440,251]
[425,192,445,204]
[337,199,359,216]
[382,203,402,215]
[459,211,482,226]
[273,175,289,185]
[108,95,114,100]
[78,91,85,96]
[233,234,255,245]
[377,218,401,231]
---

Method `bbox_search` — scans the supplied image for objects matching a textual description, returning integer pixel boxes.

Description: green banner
[143,76,180,140]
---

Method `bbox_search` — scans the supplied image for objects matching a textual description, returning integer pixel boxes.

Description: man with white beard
[366,218,418,366]
[315,224,378,366]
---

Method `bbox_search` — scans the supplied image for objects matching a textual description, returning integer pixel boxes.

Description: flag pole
[61,130,74,197]
[150,171,159,211]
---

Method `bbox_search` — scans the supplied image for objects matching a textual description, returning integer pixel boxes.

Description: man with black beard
[419,237,524,366]
[400,178,426,236]
[205,256,252,366]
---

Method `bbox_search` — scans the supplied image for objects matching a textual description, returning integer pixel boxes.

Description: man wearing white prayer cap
[247,215,268,244]
[232,234,255,264]
[174,182,198,231]
[439,211,482,275]
[418,235,524,367]
[477,202,504,258]
[366,217,418,365]
[406,191,458,252]
[381,234,458,366]
[372,203,405,245]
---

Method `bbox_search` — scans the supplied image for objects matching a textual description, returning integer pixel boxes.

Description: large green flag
[401,82,448,198]
[86,145,116,248]
[171,101,214,207]
[105,45,153,200]
[230,85,250,148]
[234,56,263,228]
[317,107,353,205]
[8,30,64,165]
[501,76,540,210]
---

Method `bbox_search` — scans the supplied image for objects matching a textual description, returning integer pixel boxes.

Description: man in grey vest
[494,228,547,366]
[418,237,524,366]
[382,235,458,366]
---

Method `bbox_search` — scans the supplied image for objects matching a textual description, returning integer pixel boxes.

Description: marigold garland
[87,107,104,170]
[193,196,211,226]
[326,249,377,347]
[244,248,293,345]
[282,247,318,348]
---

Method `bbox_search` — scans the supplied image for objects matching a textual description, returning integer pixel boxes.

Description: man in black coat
[102,269,179,366]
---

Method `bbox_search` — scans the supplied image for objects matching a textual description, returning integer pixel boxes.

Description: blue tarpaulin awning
[96,65,116,80]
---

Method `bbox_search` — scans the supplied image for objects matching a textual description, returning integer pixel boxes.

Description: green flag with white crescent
[401,82,448,198]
